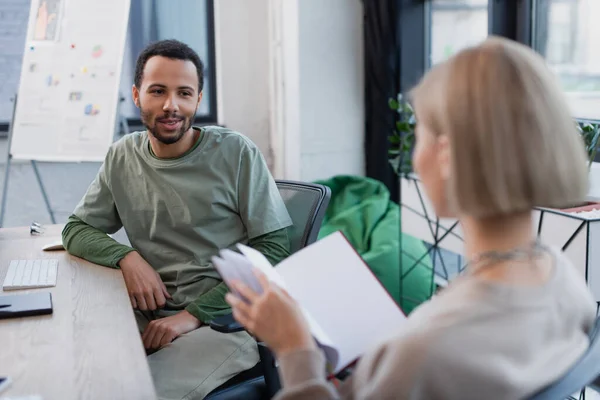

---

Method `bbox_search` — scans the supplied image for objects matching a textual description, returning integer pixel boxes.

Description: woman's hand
[225,269,316,357]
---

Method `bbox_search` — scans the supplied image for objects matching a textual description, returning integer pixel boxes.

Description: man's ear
[196,91,203,110]
[437,134,451,181]
[132,84,140,108]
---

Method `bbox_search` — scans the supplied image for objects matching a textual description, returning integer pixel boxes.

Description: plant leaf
[389,156,400,175]
[388,135,400,144]
[589,126,600,156]
[396,121,411,132]
[387,94,416,176]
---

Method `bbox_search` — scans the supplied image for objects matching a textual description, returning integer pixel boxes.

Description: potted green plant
[561,122,600,213]
[388,97,600,177]
[388,94,600,216]
[578,122,600,170]
[388,94,416,176]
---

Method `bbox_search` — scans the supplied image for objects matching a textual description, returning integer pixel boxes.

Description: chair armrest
[209,313,245,333]
[258,342,281,397]
[208,317,283,396]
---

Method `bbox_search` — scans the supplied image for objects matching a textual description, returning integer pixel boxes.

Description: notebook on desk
[0,292,53,319]
[212,231,407,374]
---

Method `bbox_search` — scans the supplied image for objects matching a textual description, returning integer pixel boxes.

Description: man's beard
[141,108,193,145]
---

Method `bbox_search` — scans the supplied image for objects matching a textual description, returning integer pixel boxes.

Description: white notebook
[212,231,407,374]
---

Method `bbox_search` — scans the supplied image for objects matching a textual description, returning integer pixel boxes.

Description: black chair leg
[258,343,281,398]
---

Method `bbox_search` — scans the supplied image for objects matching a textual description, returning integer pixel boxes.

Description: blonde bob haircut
[411,36,589,217]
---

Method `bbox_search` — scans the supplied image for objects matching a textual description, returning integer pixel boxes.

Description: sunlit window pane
[535,0,600,120]
[430,0,489,66]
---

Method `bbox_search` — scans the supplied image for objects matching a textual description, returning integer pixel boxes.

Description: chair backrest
[205,181,331,400]
[276,180,331,253]
[528,315,600,400]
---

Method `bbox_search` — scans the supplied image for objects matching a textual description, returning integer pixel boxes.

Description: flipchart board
[10,0,130,162]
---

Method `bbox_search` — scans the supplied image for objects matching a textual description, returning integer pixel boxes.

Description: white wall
[215,0,365,180]
[214,0,273,166]
[296,0,365,182]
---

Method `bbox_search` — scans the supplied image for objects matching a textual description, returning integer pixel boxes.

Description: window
[0,0,29,127]
[534,0,600,120]
[429,0,489,67]
[0,0,217,131]
[120,0,217,125]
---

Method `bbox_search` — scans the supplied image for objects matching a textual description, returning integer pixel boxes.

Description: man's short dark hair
[134,39,205,93]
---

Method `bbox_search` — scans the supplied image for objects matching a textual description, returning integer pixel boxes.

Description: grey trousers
[136,310,259,400]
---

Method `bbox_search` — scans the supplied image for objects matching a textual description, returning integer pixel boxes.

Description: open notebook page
[212,250,264,302]
[235,244,288,289]
[237,244,339,367]
[273,231,407,372]
[213,245,338,366]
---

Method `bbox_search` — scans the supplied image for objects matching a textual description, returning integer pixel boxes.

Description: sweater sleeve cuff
[277,348,328,388]
[185,302,212,324]
[108,247,136,268]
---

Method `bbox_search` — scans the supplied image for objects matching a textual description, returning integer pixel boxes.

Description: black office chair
[205,180,332,400]
[528,315,600,400]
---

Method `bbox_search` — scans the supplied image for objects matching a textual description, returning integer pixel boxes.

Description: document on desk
[212,231,407,374]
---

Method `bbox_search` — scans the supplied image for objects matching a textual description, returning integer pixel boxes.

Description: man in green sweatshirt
[62,40,292,399]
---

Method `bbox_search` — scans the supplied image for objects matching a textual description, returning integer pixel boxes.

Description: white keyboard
[3,259,58,290]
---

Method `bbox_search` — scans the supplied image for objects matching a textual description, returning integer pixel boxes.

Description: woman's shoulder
[349,304,492,397]
[548,245,596,323]
[393,252,595,361]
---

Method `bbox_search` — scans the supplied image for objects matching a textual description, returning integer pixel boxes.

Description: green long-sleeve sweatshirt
[63,126,293,323]
[62,215,290,322]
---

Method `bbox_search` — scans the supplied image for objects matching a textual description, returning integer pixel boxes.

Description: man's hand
[142,311,202,350]
[119,251,171,311]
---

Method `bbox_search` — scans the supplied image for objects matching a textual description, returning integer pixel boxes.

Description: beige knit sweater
[274,247,595,400]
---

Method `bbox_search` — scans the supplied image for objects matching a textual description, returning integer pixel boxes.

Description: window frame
[532,0,600,124]
[125,0,218,130]
[399,0,430,94]
[488,0,533,44]
[399,0,535,81]
[400,0,599,124]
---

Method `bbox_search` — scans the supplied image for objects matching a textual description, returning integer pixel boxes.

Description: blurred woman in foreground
[226,37,596,399]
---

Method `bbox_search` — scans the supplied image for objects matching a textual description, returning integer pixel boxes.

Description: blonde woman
[225,37,596,399]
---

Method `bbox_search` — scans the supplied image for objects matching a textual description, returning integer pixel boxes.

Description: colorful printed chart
[10,0,131,162]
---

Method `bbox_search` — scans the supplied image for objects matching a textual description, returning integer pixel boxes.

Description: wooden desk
[0,225,156,400]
